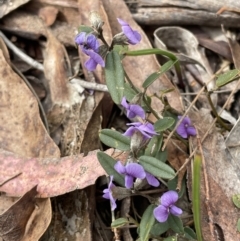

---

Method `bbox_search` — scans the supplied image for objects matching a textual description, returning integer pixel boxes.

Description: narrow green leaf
[232,194,240,209]
[184,227,197,240]
[150,222,169,236]
[111,218,129,228]
[167,215,184,233]
[167,175,185,198]
[139,204,156,241]
[105,50,125,104]
[142,60,176,88]
[99,129,130,151]
[154,117,175,132]
[123,82,139,102]
[155,149,167,163]
[163,236,177,241]
[78,25,94,34]
[216,69,240,87]
[139,156,175,179]
[237,218,240,232]
[144,134,163,157]
[192,154,203,241]
[97,152,125,186]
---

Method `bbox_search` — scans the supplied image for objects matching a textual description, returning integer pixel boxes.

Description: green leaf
[167,175,185,198]
[139,156,175,179]
[154,117,175,132]
[163,236,177,241]
[167,215,184,233]
[113,45,129,58]
[111,218,129,228]
[216,69,240,87]
[150,222,169,236]
[192,154,203,241]
[105,50,125,104]
[78,25,94,34]
[184,227,197,240]
[97,152,125,186]
[142,60,176,88]
[237,218,240,232]
[139,204,156,241]
[144,134,163,157]
[123,82,139,102]
[232,194,240,209]
[99,129,130,151]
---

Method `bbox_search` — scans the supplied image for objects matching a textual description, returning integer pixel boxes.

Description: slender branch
[0,30,44,71]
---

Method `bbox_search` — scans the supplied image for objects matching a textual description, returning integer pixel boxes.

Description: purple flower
[176,116,196,139]
[153,190,182,223]
[114,161,146,189]
[146,172,160,187]
[121,97,145,119]
[117,18,141,45]
[123,122,157,140]
[103,176,117,210]
[75,32,105,71]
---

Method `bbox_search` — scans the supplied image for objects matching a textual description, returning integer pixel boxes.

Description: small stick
[0,173,22,186]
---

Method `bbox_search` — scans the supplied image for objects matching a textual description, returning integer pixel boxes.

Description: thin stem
[204,85,231,131]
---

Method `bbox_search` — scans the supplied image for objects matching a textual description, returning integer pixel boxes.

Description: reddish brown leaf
[0,148,127,198]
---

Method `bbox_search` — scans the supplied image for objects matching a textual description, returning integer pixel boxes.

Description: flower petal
[87,51,105,67]
[84,58,98,71]
[170,205,182,216]
[187,126,197,136]
[125,163,146,179]
[129,105,145,119]
[153,205,169,223]
[117,18,141,45]
[161,190,179,207]
[125,175,134,189]
[145,172,160,187]
[121,97,129,109]
[176,122,188,139]
[86,34,99,52]
[114,161,126,175]
[109,194,117,210]
[103,191,110,199]
[75,32,86,45]
[123,126,136,137]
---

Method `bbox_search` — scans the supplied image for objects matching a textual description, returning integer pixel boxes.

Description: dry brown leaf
[1,10,76,46]
[166,140,188,190]
[103,0,183,119]
[22,198,51,241]
[0,148,128,197]
[189,109,240,240]
[0,0,30,18]
[0,186,37,241]
[0,49,59,158]
[38,6,59,27]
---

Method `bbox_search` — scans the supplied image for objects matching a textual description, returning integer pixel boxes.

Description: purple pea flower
[103,176,117,210]
[153,190,183,223]
[123,122,157,140]
[117,18,141,45]
[75,32,105,71]
[176,116,197,139]
[121,97,145,119]
[114,161,146,189]
[145,172,160,187]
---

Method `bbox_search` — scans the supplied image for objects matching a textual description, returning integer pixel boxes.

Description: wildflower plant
[75,11,197,241]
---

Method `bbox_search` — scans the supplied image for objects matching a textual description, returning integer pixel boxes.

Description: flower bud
[130,131,144,153]
[112,32,129,45]
[89,11,104,32]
